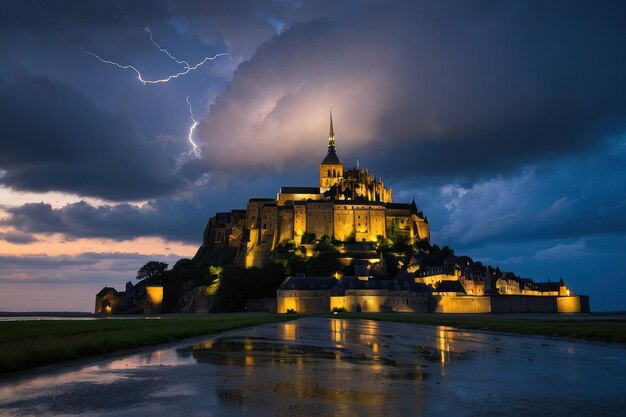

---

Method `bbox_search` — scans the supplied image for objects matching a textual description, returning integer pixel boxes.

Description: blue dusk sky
[0,0,625,312]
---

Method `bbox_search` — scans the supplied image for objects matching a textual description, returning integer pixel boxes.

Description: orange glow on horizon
[0,233,197,257]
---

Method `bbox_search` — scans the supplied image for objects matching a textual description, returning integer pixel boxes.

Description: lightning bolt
[82,49,229,84]
[185,96,201,158]
[145,27,190,68]
[83,26,222,159]
[113,2,129,23]
[82,27,230,85]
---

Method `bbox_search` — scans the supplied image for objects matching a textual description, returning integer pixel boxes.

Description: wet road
[1,317,625,416]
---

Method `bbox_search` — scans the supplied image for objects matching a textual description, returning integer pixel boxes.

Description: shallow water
[1,318,625,416]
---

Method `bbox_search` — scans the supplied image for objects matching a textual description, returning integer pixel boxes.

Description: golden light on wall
[146,286,163,306]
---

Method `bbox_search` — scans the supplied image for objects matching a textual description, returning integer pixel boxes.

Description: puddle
[413,345,469,363]
[385,368,428,381]
[187,336,400,369]
[273,379,394,404]
[216,388,245,407]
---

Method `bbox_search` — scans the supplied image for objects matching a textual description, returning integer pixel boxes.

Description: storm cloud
[1,200,200,243]
[0,73,193,200]
[197,1,626,183]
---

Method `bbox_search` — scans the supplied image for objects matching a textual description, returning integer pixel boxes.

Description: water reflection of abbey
[189,319,432,416]
[186,319,488,415]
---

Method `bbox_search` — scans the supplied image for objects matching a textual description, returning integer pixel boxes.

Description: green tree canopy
[301,232,316,244]
[307,251,342,276]
[136,261,168,280]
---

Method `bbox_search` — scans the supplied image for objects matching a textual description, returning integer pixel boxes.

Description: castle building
[191,109,589,315]
[195,108,430,268]
[98,108,589,315]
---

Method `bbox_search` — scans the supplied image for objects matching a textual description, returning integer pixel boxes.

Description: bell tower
[320,105,343,190]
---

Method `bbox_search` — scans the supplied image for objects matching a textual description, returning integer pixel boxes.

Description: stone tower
[320,106,343,190]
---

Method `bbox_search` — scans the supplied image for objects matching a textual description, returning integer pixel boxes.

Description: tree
[307,251,342,276]
[136,261,168,280]
[314,236,338,254]
[301,232,316,244]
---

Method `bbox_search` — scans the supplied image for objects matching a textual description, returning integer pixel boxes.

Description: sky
[0,0,625,312]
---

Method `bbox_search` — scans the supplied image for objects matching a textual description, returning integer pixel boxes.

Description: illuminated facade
[196,109,430,268]
[191,109,589,314]
[277,275,430,314]
[95,281,163,315]
[276,274,589,314]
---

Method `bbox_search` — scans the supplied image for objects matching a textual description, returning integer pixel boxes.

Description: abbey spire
[320,105,343,189]
[328,105,335,150]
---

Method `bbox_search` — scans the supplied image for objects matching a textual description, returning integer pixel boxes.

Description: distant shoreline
[2,310,626,317]
[0,312,93,317]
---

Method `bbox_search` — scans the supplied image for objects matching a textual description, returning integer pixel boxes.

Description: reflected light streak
[437,327,449,373]
[330,319,346,344]
[281,322,297,341]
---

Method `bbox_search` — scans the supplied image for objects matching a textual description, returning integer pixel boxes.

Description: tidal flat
[1,313,625,375]
[1,317,625,416]
[0,314,290,374]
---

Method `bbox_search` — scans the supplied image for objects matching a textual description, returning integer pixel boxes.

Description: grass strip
[0,314,290,375]
[328,313,626,343]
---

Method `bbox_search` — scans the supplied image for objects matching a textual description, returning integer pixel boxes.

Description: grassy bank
[0,314,290,375]
[330,313,626,343]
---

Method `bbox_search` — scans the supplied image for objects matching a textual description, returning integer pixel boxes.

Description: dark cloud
[0,251,145,269]
[0,251,181,284]
[0,170,306,243]
[1,200,198,243]
[0,231,39,244]
[0,73,195,200]
[2,0,299,60]
[197,0,626,184]
[402,138,626,249]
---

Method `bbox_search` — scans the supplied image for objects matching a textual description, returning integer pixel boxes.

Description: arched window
[327,169,331,177]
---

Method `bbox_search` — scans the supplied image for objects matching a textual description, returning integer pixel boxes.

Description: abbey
[97,109,589,315]
[192,109,589,315]
[196,108,430,268]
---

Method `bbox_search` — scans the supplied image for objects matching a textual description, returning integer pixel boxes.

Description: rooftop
[321,149,342,165]
[280,186,321,194]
